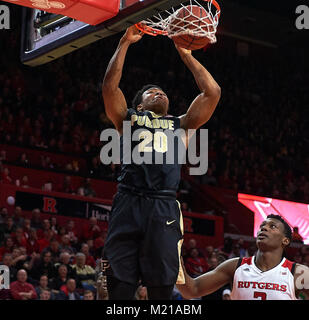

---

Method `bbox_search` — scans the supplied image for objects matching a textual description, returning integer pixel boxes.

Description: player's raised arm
[177,258,238,299]
[102,26,143,133]
[176,45,221,130]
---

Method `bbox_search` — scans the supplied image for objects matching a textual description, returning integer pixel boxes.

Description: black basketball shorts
[103,191,185,287]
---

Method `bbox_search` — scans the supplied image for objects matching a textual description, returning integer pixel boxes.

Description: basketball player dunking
[177,215,309,300]
[102,25,221,300]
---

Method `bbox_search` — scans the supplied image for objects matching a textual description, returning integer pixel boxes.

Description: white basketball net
[139,0,220,43]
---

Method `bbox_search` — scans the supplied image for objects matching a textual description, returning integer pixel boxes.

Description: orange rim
[135,0,221,36]
[135,22,167,36]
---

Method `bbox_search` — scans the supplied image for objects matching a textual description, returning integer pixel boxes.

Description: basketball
[169,5,214,50]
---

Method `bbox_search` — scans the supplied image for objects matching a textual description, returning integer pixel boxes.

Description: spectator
[65,220,79,244]
[20,175,30,188]
[31,209,43,230]
[82,217,101,241]
[222,289,231,300]
[50,217,59,235]
[0,216,16,242]
[72,252,96,291]
[30,250,55,281]
[56,226,67,242]
[37,219,52,239]
[11,206,24,227]
[187,238,197,251]
[10,269,37,300]
[56,278,80,300]
[1,253,17,283]
[44,238,61,263]
[237,238,249,258]
[86,239,96,257]
[0,207,8,224]
[205,245,214,259]
[1,167,13,184]
[11,227,27,248]
[54,251,74,278]
[83,289,95,300]
[61,176,75,194]
[80,243,96,268]
[50,264,69,293]
[11,247,28,271]
[185,248,209,278]
[94,230,107,256]
[35,275,55,300]
[39,289,52,300]
[25,228,40,255]
[22,218,32,239]
[228,244,241,259]
[292,227,303,243]
[135,285,148,300]
[60,234,76,255]
[0,150,7,161]
[0,237,14,260]
[37,230,55,252]
[18,152,29,166]
[82,178,96,197]
[219,237,234,258]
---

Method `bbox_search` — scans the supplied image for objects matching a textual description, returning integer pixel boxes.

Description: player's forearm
[179,52,220,96]
[102,37,131,91]
[176,270,199,299]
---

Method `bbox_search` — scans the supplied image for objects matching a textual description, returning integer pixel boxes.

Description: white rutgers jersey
[231,256,297,300]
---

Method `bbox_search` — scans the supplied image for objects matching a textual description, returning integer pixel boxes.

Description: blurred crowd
[0,6,308,301]
[0,205,108,300]
[1,205,308,300]
[0,21,308,204]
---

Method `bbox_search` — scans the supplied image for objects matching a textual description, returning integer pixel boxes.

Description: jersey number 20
[138,130,168,153]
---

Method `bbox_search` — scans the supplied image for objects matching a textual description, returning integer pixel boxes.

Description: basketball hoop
[135,0,220,43]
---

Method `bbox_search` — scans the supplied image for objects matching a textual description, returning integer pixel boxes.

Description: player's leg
[103,192,141,299]
[107,276,138,300]
[147,285,174,300]
[140,198,184,298]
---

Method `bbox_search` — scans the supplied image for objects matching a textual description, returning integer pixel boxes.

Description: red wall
[1,144,87,171]
[3,164,117,200]
[0,183,224,248]
[199,185,254,236]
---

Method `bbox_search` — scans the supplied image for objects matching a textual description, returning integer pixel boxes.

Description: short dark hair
[267,214,292,242]
[132,84,163,109]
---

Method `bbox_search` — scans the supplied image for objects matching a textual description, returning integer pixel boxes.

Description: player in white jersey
[177,214,309,300]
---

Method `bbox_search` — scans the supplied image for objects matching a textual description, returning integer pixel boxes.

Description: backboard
[21,0,185,66]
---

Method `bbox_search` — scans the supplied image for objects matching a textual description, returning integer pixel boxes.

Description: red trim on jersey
[282,259,294,272]
[241,257,252,266]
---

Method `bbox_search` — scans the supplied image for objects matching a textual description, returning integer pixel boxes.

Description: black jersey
[118,108,183,192]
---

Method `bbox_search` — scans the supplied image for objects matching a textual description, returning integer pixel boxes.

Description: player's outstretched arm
[176,45,221,130]
[177,258,238,299]
[102,26,143,132]
[294,263,309,300]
